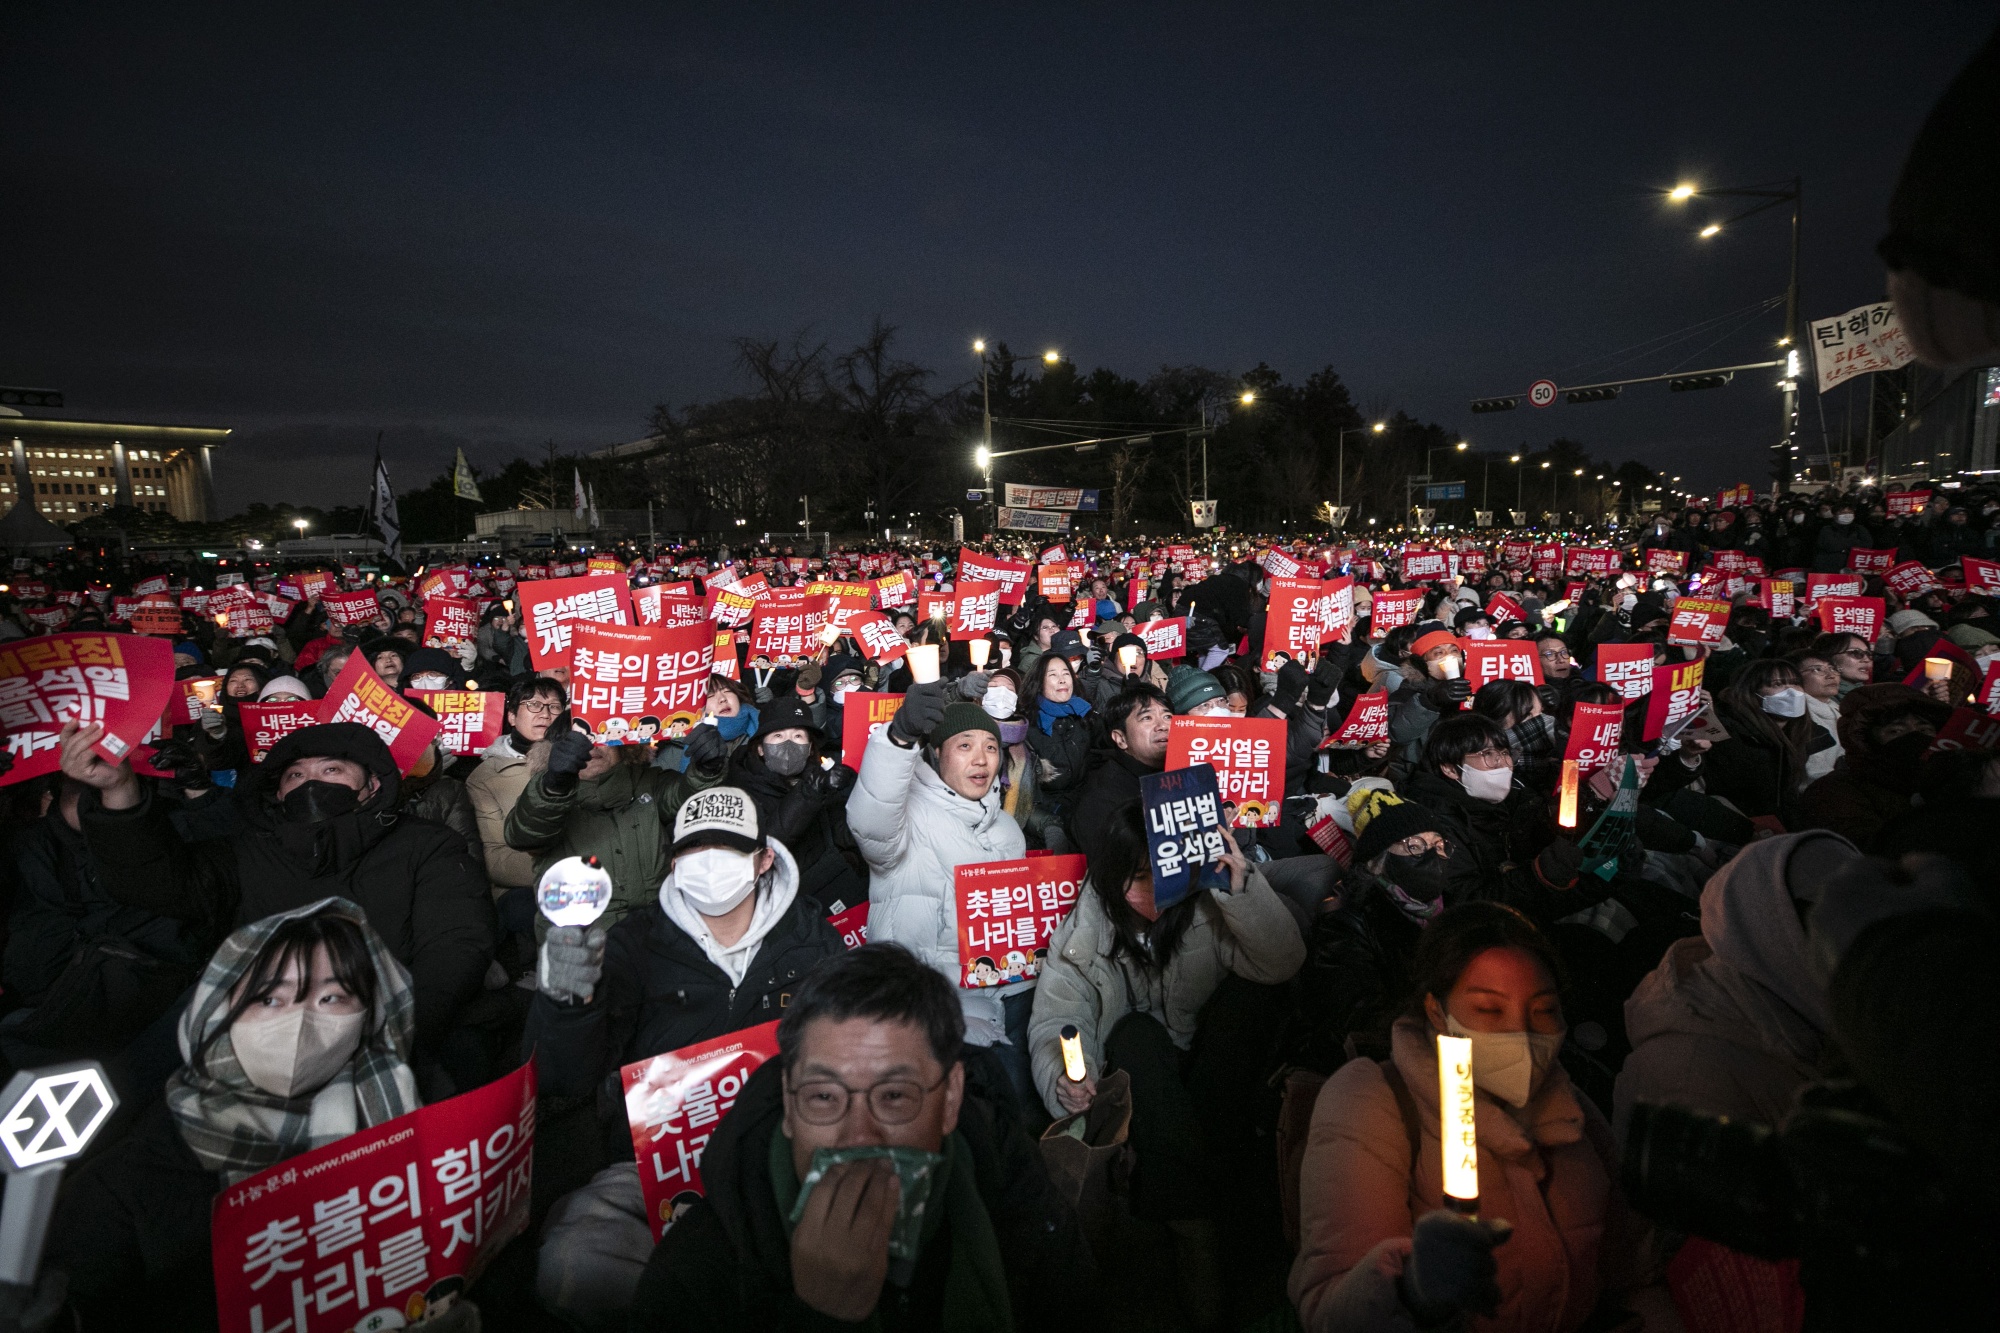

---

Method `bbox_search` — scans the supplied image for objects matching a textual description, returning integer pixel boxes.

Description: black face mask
[282,780,363,824]
[1872,732,1933,789]
[1382,847,1453,913]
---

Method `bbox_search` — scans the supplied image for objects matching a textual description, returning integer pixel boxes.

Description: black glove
[800,760,856,801]
[1426,676,1472,709]
[1534,836,1585,889]
[1402,1211,1511,1320]
[682,721,728,771]
[543,727,594,795]
[1275,658,1309,704]
[1306,654,1341,708]
[148,738,211,791]
[888,680,949,746]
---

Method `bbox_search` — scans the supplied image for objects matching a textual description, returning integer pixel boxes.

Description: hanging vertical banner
[621,1022,781,1244]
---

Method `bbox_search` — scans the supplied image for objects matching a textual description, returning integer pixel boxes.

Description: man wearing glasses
[467,675,570,901]
[630,943,1092,1328]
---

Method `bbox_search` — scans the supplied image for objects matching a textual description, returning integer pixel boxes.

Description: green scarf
[771,1131,1013,1332]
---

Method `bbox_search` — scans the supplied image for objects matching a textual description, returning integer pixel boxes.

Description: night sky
[2,2,1991,514]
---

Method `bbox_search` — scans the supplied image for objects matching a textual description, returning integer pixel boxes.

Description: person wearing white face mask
[1703,661,1828,828]
[1292,902,1669,1333]
[1791,650,1848,781]
[528,787,844,1330]
[43,900,422,1324]
[726,696,866,912]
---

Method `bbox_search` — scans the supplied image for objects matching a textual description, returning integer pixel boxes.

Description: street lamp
[1043,350,1061,364]
[1335,420,1386,512]
[291,518,308,537]
[1239,390,1256,405]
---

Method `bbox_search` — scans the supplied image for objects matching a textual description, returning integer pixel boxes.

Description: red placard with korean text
[1645,549,1688,578]
[841,692,904,770]
[621,1022,780,1244]
[946,580,1002,640]
[0,634,177,783]
[518,575,631,671]
[1369,588,1426,634]
[317,654,443,774]
[953,855,1086,987]
[708,587,759,631]
[1532,544,1563,580]
[1961,557,2000,595]
[1165,715,1286,826]
[873,571,914,610]
[957,550,1032,605]
[1595,643,1656,701]
[1316,576,1355,645]
[411,690,506,757]
[1327,690,1390,745]
[1564,700,1625,775]
[1752,578,1796,620]
[211,1062,536,1333]
[1465,640,1543,694]
[1816,595,1884,642]
[422,597,480,646]
[1884,561,1940,599]
[1979,661,2000,714]
[323,590,382,629]
[1803,573,1864,608]
[747,588,825,663]
[1037,562,1073,601]
[1846,548,1895,576]
[240,702,323,764]
[1642,658,1706,741]
[129,593,185,636]
[1667,597,1732,648]
[1261,577,1323,669]
[844,611,910,665]
[571,621,712,742]
[1399,550,1450,583]
[1885,489,1931,519]
[1139,616,1187,661]
[1485,591,1526,623]
[1928,706,2000,757]
[1565,548,1619,577]
[826,901,869,950]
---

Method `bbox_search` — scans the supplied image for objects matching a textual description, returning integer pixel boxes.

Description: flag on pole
[588,483,600,529]
[573,469,587,519]
[452,447,483,502]
[371,450,402,565]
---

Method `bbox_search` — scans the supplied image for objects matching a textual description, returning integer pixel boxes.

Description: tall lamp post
[1510,454,1524,517]
[1668,177,1803,495]
[972,340,1061,531]
[1336,420,1386,515]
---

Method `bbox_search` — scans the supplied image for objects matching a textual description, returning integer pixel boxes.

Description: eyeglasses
[516,701,563,718]
[1830,649,1869,660]
[787,1073,948,1126]
[1460,746,1512,770]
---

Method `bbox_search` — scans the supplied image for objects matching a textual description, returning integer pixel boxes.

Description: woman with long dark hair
[1703,659,1827,827]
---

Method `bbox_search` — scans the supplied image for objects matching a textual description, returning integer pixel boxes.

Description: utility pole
[1777,176,1802,497]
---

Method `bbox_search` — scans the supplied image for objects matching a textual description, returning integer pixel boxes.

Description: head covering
[166,898,418,1183]
[1166,665,1225,714]
[823,652,867,686]
[930,702,1002,748]
[173,640,205,664]
[1351,789,1445,863]
[1944,621,2000,650]
[669,786,766,856]
[1049,629,1086,660]
[1698,832,1859,1060]
[1888,608,1939,634]
[399,646,462,682]
[1410,629,1462,660]
[1629,593,1669,627]
[755,694,818,741]
[257,675,312,701]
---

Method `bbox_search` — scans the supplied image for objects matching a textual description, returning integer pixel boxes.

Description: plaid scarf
[167,897,420,1183]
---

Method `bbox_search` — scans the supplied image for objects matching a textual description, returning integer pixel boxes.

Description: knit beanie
[930,702,1002,748]
[1351,789,1444,864]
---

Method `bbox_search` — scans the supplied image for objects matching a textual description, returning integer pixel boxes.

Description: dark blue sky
[1,2,1990,512]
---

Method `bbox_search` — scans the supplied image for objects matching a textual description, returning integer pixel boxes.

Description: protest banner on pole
[840,692,904,770]
[0,634,177,783]
[1165,715,1285,827]
[517,574,631,671]
[1564,700,1625,775]
[318,654,443,774]
[953,855,1085,986]
[621,1022,781,1244]
[211,1061,536,1333]
[411,690,506,757]
[239,701,324,764]
[1138,765,1232,913]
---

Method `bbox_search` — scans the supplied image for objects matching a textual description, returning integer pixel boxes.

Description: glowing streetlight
[1668,183,1697,202]
[1043,350,1061,364]
[974,446,991,468]
[291,518,308,535]
[1240,390,1256,405]
[1456,441,1469,451]
[972,338,986,354]
[1699,223,1722,239]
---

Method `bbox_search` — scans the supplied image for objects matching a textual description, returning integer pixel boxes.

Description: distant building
[0,411,228,523]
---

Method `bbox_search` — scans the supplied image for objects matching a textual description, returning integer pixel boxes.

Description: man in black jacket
[529,786,846,1330]
[630,942,1094,1331]
[1066,682,1171,864]
[60,719,495,1061]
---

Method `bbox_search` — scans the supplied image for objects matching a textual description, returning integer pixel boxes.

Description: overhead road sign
[1467,359,1783,415]
[1528,380,1558,408]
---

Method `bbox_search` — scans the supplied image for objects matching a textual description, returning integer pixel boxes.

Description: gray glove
[199,706,227,739]
[888,680,949,745]
[538,924,608,1004]
[957,670,991,701]
[1401,1210,1511,1320]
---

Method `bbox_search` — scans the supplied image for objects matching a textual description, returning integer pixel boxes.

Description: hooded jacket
[847,727,1028,1040]
[726,741,867,912]
[1613,831,1854,1141]
[1291,1018,1647,1333]
[80,722,495,1051]
[629,1059,1095,1332]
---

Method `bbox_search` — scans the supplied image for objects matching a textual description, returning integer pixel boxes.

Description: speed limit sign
[1528,380,1558,408]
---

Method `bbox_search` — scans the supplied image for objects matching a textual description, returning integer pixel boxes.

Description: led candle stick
[1437,1033,1479,1214]
[1059,1025,1087,1083]
[1557,760,1580,829]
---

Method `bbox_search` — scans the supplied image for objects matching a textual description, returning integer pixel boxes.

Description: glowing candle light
[906,644,940,684]
[1558,760,1580,829]
[968,638,991,669]
[1059,1025,1087,1083]
[1438,1033,1479,1212]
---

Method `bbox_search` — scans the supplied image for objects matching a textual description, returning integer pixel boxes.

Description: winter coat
[522,838,843,1137]
[465,733,538,893]
[1292,874,1426,1071]
[847,727,1028,1039]
[1811,519,1873,572]
[78,722,494,1051]
[629,1059,1096,1332]
[1401,770,1600,924]
[1803,694,1844,782]
[726,744,867,912]
[504,751,718,937]
[1700,699,1824,826]
[398,771,482,863]
[1027,868,1305,1118]
[1064,746,1157,865]
[1291,1018,1647,1333]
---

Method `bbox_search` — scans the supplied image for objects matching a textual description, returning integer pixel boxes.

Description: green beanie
[930,702,1002,748]
[1166,665,1225,715]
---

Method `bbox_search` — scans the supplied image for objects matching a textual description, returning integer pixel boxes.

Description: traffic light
[1565,387,1621,404]
[0,388,62,409]
[1469,397,1520,413]
[1668,372,1734,392]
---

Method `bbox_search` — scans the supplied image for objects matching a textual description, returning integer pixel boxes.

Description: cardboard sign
[1370,587,1426,633]
[1565,548,1619,577]
[844,611,910,665]
[1645,548,1688,578]
[423,597,480,646]
[323,590,383,629]
[1928,706,2000,757]
[0,634,177,783]
[957,549,1032,605]
[240,701,323,764]
[1642,657,1706,741]
[1327,689,1390,745]
[1884,489,1931,519]
[1884,561,1941,600]
[1485,591,1526,624]
[1037,562,1073,602]
[129,593,185,636]
[946,580,1002,641]
[570,621,712,743]
[1139,765,1232,913]
[318,653,443,774]
[1564,700,1625,775]
[1261,577,1324,669]
[1816,595,1885,642]
[621,1022,780,1244]
[1667,597,1732,649]
[411,690,506,757]
[1595,643,1657,701]
[211,1061,535,1333]
[840,692,903,770]
[518,574,631,671]
[1139,616,1187,661]
[953,855,1085,986]
[1465,640,1543,694]
[1164,714,1286,827]
[1399,549,1449,583]
[1846,548,1895,576]
[1803,573,1863,607]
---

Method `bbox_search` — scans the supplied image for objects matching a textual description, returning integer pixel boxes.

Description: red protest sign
[294,570,334,602]
[632,585,707,629]
[946,580,1002,640]
[707,586,759,631]
[622,1021,780,1244]
[587,554,625,577]
[1066,597,1095,630]
[1884,561,1941,599]
[844,611,910,665]
[1399,549,1449,583]
[318,653,443,774]
[1885,489,1931,519]
[1642,657,1706,741]
[1752,578,1796,620]
[322,590,382,629]
[1846,548,1895,576]
[0,634,177,783]
[1485,591,1526,624]
[1531,544,1563,579]
[1465,640,1543,694]
[1317,576,1355,645]
[1803,573,1864,607]
[1037,562,1073,602]
[1978,661,2000,714]
[1165,715,1286,827]
[518,574,631,671]
[239,701,322,764]
[1139,616,1187,661]
[1928,706,2000,757]
[571,621,712,742]
[1816,595,1885,641]
[412,690,506,757]
[840,692,903,770]
[1370,588,1426,634]
[131,575,168,597]
[129,593,185,636]
[212,1062,535,1333]
[1328,690,1390,745]
[1645,548,1689,578]
[1667,596,1732,648]
[747,588,826,663]
[1565,548,1619,577]
[1260,548,1303,579]
[827,901,869,950]
[1261,577,1324,668]
[1563,700,1625,775]
[423,597,480,646]
[1962,557,2000,595]
[1595,643,1656,701]
[954,854,1086,987]
[957,549,1032,605]
[1499,540,1532,567]
[873,571,914,610]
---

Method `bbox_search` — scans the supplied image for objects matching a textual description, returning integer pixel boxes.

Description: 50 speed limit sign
[1528,379,1558,408]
